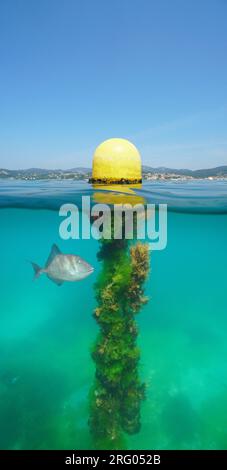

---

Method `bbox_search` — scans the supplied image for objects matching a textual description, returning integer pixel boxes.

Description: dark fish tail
[31,262,42,279]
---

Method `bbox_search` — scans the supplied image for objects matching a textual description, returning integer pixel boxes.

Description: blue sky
[0,0,226,169]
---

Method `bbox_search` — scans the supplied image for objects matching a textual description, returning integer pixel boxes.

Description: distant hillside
[142,165,227,177]
[68,167,91,173]
[0,167,92,179]
[0,165,226,179]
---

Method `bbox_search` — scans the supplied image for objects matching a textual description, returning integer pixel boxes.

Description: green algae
[89,231,150,449]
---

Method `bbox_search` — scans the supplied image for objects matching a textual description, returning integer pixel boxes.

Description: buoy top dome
[91,138,142,184]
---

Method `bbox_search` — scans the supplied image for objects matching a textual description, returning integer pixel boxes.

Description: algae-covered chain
[89,233,149,449]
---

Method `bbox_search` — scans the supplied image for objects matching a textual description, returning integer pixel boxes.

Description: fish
[31,244,94,286]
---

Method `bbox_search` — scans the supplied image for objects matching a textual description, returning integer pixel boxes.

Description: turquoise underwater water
[0,180,227,450]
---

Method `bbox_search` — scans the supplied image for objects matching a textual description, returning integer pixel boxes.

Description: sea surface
[0,179,227,450]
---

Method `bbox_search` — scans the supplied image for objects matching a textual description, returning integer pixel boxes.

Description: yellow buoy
[90,138,142,184]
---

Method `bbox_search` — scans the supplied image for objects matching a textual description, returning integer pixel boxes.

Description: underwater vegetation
[1,187,227,450]
[89,231,150,449]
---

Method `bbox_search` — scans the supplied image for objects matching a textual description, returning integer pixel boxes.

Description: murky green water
[0,181,227,449]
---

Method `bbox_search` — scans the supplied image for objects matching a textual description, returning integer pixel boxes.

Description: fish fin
[31,262,41,279]
[45,244,62,268]
[47,274,64,286]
